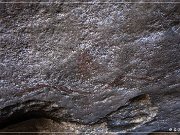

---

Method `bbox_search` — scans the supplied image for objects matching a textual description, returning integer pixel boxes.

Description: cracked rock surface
[0,0,180,134]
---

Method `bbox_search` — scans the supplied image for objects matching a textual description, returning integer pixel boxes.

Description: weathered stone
[0,0,179,134]
[0,118,110,135]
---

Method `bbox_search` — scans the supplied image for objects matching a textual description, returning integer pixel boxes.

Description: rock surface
[0,118,110,135]
[0,0,180,134]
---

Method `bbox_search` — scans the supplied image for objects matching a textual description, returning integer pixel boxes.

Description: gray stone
[0,0,179,134]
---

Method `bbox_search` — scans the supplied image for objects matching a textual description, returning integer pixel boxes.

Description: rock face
[0,0,180,134]
[0,118,109,135]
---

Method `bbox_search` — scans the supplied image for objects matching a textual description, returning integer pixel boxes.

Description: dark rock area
[0,0,179,134]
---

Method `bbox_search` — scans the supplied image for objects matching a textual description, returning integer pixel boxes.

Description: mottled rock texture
[0,0,180,134]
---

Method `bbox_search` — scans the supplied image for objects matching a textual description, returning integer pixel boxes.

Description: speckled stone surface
[0,0,179,134]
